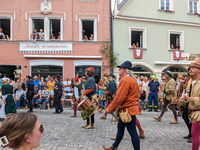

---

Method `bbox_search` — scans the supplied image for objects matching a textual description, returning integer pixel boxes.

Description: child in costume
[71,77,82,117]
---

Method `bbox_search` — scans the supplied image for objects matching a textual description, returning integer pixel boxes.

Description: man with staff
[103,61,140,150]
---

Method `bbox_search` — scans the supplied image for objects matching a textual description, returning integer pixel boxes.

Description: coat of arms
[40,0,52,15]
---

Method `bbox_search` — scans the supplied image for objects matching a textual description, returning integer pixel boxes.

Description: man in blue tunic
[82,67,96,129]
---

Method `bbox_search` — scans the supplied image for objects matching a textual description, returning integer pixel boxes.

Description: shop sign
[19,42,73,53]
[134,49,143,59]
[173,51,181,60]
[171,53,200,62]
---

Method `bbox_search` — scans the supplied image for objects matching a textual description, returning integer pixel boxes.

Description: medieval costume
[82,67,96,129]
[1,77,16,116]
[187,58,200,150]
[71,77,82,117]
[103,61,140,150]
[181,76,192,142]
[100,74,117,119]
[153,71,178,124]
[98,73,109,113]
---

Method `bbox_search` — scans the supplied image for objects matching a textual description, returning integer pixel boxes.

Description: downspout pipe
[110,0,114,74]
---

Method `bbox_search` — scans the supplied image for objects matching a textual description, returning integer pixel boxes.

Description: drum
[77,97,97,120]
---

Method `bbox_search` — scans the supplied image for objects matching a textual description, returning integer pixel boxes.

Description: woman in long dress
[1,77,16,116]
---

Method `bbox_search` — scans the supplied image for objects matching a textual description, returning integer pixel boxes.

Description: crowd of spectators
[82,30,94,41]
[0,65,186,115]
[31,28,60,41]
[0,69,88,111]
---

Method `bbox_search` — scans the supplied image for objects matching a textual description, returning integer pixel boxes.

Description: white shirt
[0,32,5,36]
[63,81,71,92]
[192,80,197,86]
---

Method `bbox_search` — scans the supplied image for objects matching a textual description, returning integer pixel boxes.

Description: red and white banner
[173,51,181,60]
[134,49,143,59]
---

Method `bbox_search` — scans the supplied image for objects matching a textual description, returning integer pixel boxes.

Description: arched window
[163,66,187,73]
[163,66,187,79]
[130,65,152,78]
[131,65,151,72]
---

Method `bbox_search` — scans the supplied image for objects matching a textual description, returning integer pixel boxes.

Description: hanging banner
[134,49,143,59]
[173,51,181,60]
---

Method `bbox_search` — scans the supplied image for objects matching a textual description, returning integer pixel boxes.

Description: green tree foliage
[99,40,119,72]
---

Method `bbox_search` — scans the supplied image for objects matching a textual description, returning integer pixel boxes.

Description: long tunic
[2,84,16,115]
[107,75,140,116]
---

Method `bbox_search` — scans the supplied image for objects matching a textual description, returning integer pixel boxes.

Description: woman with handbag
[103,61,140,150]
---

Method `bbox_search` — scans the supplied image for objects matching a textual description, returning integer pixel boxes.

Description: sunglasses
[32,125,44,133]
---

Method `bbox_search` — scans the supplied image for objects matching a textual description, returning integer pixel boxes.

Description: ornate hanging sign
[134,49,143,59]
[173,51,181,60]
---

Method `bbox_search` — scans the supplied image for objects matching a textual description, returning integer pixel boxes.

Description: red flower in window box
[194,13,199,15]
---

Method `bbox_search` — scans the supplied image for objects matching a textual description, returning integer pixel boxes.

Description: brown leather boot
[103,145,117,150]
[70,114,77,117]
[139,130,145,139]
[99,115,107,119]
[170,119,178,124]
[98,108,103,113]
[153,116,162,121]
[82,122,90,128]
[110,136,116,140]
[85,123,95,129]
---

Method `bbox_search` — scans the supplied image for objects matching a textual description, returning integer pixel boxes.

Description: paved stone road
[3,108,192,150]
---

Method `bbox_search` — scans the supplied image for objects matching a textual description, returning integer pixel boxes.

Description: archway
[163,66,187,79]
[130,65,153,78]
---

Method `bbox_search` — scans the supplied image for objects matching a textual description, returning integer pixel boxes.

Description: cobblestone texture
[3,108,193,150]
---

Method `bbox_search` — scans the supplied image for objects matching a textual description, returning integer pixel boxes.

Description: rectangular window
[49,19,61,40]
[0,19,10,40]
[160,0,170,10]
[30,17,63,41]
[31,19,44,41]
[169,30,184,50]
[82,20,94,41]
[189,1,198,14]
[131,31,143,48]
[129,27,147,49]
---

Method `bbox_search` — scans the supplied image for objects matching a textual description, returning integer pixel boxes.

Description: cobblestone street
[3,108,192,150]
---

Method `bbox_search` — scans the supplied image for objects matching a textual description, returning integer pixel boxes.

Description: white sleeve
[2,95,7,101]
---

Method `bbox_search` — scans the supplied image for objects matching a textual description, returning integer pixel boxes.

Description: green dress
[2,84,16,115]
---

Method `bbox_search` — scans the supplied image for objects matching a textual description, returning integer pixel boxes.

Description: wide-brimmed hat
[2,77,10,83]
[164,71,173,77]
[117,61,132,70]
[190,58,200,69]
